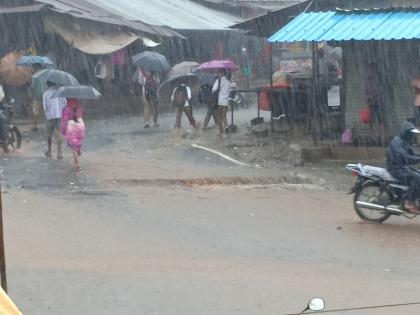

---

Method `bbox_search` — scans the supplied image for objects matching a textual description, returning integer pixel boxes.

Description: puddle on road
[110,175,322,190]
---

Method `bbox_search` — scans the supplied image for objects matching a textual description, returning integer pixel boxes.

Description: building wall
[343,40,420,138]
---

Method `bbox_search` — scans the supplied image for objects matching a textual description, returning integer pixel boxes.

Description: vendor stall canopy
[268,7,420,43]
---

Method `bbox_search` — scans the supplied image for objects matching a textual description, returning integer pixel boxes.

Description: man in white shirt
[43,81,66,159]
[172,82,200,134]
[212,69,231,136]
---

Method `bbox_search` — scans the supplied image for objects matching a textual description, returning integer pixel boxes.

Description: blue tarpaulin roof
[268,9,420,43]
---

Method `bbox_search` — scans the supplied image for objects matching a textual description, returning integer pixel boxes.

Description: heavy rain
[0,0,420,314]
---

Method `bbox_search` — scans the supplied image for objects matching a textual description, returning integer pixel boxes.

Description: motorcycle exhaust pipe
[355,201,405,215]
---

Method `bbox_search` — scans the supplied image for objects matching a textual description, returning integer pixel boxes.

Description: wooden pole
[0,185,7,293]
[311,41,320,145]
[269,44,274,132]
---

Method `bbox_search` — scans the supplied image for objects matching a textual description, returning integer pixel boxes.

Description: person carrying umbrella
[142,70,160,128]
[42,81,66,159]
[200,73,219,130]
[212,69,232,137]
[132,51,170,129]
[54,85,101,172]
[61,98,86,172]
[171,80,200,135]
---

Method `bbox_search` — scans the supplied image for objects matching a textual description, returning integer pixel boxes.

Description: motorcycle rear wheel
[354,183,392,223]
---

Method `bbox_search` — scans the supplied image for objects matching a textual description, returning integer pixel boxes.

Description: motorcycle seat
[362,165,398,182]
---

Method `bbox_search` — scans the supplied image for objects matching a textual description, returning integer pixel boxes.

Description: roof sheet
[0,4,46,14]
[268,9,420,42]
[83,0,244,29]
[34,0,183,38]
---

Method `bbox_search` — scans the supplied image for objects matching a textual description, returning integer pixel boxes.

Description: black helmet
[400,121,420,140]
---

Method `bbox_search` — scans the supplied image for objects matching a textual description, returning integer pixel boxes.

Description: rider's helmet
[400,121,420,142]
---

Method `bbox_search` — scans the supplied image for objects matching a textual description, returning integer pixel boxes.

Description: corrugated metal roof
[0,4,46,14]
[83,0,245,30]
[34,0,183,38]
[268,9,420,42]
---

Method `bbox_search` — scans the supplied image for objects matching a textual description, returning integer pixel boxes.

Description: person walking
[142,70,160,128]
[365,62,385,143]
[212,69,231,137]
[42,81,65,159]
[61,98,86,172]
[172,82,200,135]
[201,83,219,130]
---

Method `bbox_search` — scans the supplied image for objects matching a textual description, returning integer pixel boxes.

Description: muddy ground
[1,107,417,315]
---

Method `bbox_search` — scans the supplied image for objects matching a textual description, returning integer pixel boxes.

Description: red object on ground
[258,83,290,111]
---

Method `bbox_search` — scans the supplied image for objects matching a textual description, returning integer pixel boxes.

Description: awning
[268,8,420,43]
[36,0,184,38]
[44,16,160,55]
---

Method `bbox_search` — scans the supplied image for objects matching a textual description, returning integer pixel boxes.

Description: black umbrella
[132,51,171,72]
[32,69,79,86]
[51,85,101,100]
[157,74,199,100]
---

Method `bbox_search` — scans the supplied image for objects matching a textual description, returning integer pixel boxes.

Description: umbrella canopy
[157,74,199,100]
[198,59,239,71]
[16,56,53,66]
[132,51,171,72]
[168,61,199,77]
[0,52,32,87]
[52,85,101,100]
[32,69,79,86]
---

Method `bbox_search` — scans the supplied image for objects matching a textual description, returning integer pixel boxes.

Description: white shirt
[171,85,192,107]
[43,88,66,120]
[212,76,231,106]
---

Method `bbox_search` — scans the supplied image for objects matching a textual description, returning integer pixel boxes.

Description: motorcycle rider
[386,121,420,213]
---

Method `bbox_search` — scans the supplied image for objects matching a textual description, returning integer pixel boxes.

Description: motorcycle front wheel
[354,183,392,223]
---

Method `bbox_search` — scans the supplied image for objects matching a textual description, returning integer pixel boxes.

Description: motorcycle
[229,82,248,109]
[346,163,417,223]
[0,97,21,153]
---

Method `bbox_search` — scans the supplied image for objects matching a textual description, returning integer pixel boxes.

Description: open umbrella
[16,56,53,66]
[132,51,171,72]
[32,69,79,86]
[52,85,101,100]
[157,74,199,100]
[198,59,239,71]
[168,61,199,77]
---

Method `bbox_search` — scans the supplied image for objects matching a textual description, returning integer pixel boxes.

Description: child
[61,98,85,171]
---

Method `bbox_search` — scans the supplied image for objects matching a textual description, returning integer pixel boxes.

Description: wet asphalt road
[2,110,420,315]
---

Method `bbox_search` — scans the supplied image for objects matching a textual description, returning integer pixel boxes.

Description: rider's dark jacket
[386,122,420,173]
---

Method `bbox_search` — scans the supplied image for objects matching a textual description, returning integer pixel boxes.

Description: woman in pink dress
[61,98,86,171]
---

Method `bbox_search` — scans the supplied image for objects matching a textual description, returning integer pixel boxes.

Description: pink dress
[61,105,85,154]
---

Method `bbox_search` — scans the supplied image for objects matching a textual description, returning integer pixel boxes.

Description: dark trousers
[175,106,196,128]
[202,104,219,129]
[415,107,420,125]
[391,169,420,203]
